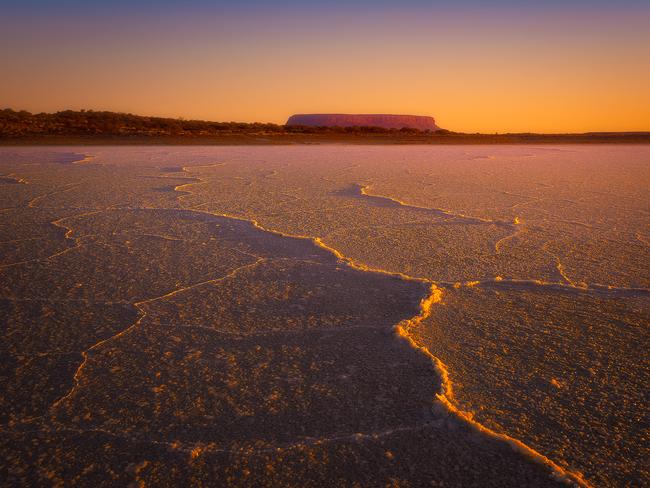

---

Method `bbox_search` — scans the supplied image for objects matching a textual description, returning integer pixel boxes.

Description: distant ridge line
[286,113,442,131]
[2,108,649,144]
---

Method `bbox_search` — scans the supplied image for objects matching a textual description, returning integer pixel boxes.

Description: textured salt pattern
[1,145,648,487]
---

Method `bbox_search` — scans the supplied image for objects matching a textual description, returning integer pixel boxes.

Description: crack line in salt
[177,165,593,487]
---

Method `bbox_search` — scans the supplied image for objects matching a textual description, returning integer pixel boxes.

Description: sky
[2,1,650,132]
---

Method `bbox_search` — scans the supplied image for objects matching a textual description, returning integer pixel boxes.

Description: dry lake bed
[1,145,648,487]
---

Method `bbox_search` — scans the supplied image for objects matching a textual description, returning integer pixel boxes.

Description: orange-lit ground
[1,146,648,487]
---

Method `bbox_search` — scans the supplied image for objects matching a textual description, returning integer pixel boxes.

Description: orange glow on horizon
[1,7,649,133]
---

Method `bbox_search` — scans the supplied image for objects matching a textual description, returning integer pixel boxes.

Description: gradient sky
[2,1,649,132]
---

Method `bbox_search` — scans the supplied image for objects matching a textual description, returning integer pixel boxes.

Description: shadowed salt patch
[0,298,138,422]
[1,425,567,487]
[0,176,27,184]
[0,151,90,166]
[52,324,439,444]
[140,259,429,334]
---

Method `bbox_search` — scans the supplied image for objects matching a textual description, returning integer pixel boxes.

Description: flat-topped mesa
[286,114,442,131]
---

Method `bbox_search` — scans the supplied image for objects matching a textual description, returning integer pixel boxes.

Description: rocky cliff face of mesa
[286,114,441,131]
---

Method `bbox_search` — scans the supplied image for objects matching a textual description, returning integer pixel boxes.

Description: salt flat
[1,145,648,487]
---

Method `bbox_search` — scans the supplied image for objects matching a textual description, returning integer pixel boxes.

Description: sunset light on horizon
[2,1,650,133]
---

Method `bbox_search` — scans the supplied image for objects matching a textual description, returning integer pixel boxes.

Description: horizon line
[3,108,649,135]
